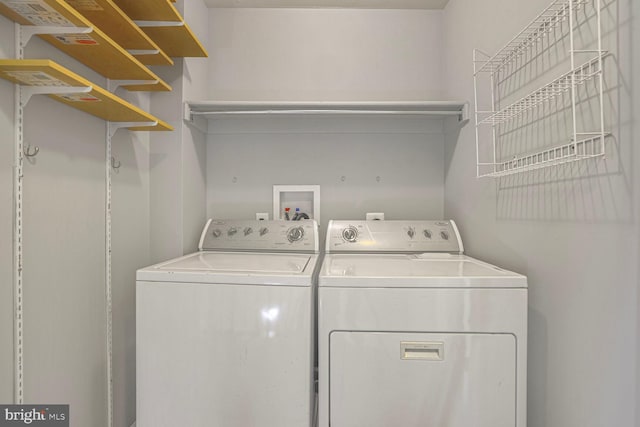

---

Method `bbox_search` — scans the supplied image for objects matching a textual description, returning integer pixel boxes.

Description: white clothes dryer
[318,220,527,427]
[136,219,320,427]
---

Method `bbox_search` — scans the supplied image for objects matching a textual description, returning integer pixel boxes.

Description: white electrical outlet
[366,212,385,221]
[256,213,269,221]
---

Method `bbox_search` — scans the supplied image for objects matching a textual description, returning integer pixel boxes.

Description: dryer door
[329,332,517,427]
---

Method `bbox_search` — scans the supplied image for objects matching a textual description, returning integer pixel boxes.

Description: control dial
[244,227,253,236]
[342,226,358,243]
[407,227,416,239]
[423,229,432,239]
[228,227,238,236]
[287,226,305,243]
[212,229,222,238]
[440,231,450,240]
[259,227,269,236]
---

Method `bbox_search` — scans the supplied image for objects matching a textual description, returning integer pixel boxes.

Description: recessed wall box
[273,185,320,222]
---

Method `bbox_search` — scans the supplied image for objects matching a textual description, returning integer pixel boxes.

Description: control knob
[228,227,238,236]
[423,229,432,239]
[244,227,253,236]
[212,229,222,238]
[407,227,416,239]
[259,227,269,236]
[287,226,305,243]
[342,226,358,243]
[440,231,449,240]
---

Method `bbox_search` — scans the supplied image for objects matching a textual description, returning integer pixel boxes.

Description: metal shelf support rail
[473,0,607,178]
[106,74,160,427]
[13,22,94,405]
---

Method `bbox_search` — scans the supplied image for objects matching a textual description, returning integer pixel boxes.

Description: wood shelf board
[0,0,171,90]
[112,0,182,22]
[62,0,173,66]
[141,22,208,57]
[0,59,173,131]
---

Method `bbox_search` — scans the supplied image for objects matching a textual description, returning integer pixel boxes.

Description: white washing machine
[136,219,320,427]
[318,220,527,427]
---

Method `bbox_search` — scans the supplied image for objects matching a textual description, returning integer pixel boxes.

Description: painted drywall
[14,36,109,426]
[149,65,185,263]
[442,1,639,427]
[206,8,444,101]
[0,13,15,404]
[149,0,210,262]
[0,14,155,427]
[206,115,446,233]
[203,7,449,237]
[181,0,209,254]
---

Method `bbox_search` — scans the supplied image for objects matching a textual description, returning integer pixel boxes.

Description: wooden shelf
[0,59,172,131]
[63,0,173,66]
[141,23,208,58]
[113,0,208,57]
[0,0,171,91]
[111,0,182,22]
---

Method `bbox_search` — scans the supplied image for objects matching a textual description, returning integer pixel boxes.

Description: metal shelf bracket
[20,85,92,107]
[134,20,184,27]
[108,121,157,138]
[107,80,158,92]
[20,25,92,49]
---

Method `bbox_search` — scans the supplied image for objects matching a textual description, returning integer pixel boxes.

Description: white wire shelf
[477,54,604,126]
[478,136,604,177]
[474,0,588,74]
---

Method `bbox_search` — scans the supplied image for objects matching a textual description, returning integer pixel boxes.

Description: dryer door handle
[400,341,444,361]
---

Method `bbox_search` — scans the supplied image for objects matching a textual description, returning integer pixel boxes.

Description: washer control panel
[326,220,463,253]
[199,219,319,253]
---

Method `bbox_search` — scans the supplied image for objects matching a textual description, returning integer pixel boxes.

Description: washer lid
[319,253,527,288]
[137,252,318,286]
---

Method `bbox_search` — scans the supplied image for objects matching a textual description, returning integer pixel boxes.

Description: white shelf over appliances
[184,100,469,122]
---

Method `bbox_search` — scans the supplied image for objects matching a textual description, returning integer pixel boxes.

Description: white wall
[207,8,444,101]
[204,8,449,234]
[442,1,639,427]
[206,116,446,231]
[0,12,154,427]
[149,0,209,261]
[181,0,209,254]
[0,32,111,426]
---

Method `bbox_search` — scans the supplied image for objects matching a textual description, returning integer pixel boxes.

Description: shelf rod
[190,110,464,116]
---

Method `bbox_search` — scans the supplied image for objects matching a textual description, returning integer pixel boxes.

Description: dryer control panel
[326,220,463,254]
[199,219,319,253]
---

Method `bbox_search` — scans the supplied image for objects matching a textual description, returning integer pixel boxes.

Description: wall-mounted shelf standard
[113,0,208,57]
[473,0,607,178]
[0,0,171,91]
[0,59,173,130]
[184,101,469,122]
[63,0,174,66]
